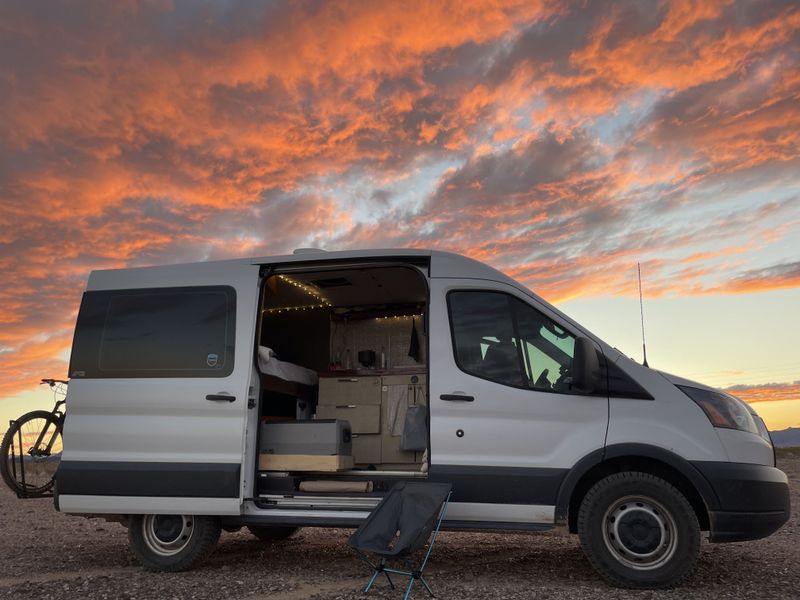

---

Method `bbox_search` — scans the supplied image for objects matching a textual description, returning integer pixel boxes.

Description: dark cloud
[433,130,600,204]
[1,0,799,405]
[722,261,800,293]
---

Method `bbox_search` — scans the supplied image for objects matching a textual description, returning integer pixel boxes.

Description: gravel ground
[1,458,797,600]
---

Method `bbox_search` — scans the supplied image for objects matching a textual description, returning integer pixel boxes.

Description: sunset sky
[1,1,798,431]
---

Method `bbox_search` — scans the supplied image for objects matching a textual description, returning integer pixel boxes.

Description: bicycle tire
[0,410,63,497]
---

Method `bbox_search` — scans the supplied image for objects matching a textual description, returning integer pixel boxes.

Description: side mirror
[572,337,601,394]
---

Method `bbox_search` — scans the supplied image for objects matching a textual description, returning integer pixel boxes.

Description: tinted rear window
[70,286,236,378]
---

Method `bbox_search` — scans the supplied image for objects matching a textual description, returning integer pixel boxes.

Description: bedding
[258,346,319,386]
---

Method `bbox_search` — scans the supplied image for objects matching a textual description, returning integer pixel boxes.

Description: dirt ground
[1,458,797,600]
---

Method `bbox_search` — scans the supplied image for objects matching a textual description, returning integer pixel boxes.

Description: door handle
[440,394,474,402]
[206,394,236,403]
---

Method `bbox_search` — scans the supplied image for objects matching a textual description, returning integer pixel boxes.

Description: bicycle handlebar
[40,378,69,386]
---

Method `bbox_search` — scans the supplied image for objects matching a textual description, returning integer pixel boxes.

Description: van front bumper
[692,461,791,543]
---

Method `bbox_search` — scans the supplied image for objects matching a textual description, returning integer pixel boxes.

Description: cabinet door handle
[335,404,357,409]
[337,378,359,382]
[440,394,474,402]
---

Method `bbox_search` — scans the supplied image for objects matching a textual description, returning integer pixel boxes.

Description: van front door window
[447,290,579,394]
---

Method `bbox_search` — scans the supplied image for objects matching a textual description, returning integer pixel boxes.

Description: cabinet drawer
[318,377,381,406]
[381,433,416,464]
[352,434,381,465]
[316,404,380,434]
[381,373,426,387]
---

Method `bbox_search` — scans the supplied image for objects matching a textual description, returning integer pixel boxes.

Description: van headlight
[677,385,767,441]
[754,414,772,444]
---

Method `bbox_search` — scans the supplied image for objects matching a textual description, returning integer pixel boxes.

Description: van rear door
[57,260,260,515]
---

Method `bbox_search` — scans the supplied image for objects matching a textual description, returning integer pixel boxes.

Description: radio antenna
[638,262,649,367]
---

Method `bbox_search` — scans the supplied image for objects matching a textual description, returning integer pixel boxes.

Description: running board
[257,494,381,511]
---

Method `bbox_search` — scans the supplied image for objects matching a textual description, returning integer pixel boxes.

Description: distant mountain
[770,428,800,448]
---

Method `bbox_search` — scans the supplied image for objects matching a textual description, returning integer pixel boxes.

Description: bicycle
[0,378,67,498]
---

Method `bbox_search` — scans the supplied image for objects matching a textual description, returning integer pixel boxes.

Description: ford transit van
[55,249,790,588]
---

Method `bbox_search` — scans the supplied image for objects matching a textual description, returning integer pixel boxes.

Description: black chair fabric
[349,481,452,558]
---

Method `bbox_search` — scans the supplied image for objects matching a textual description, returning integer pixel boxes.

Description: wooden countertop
[319,368,426,377]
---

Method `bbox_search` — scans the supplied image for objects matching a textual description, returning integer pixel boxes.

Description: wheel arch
[556,444,719,534]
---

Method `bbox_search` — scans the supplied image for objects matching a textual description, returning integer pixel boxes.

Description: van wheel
[247,525,299,542]
[577,472,700,588]
[128,514,221,571]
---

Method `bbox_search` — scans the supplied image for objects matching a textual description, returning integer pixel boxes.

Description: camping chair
[349,481,452,600]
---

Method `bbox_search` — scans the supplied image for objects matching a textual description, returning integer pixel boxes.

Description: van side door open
[57,261,260,515]
[428,279,609,526]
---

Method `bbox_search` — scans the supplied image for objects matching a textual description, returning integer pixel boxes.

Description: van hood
[656,370,761,416]
[655,370,718,392]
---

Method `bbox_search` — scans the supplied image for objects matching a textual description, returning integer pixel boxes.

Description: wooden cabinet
[317,373,426,467]
[316,376,382,438]
[318,376,381,405]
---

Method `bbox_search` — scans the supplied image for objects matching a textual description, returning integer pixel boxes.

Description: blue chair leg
[383,562,396,589]
[364,568,381,593]
[402,576,415,600]
[364,558,395,593]
[419,575,435,597]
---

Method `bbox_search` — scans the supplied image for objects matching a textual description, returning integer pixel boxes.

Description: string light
[275,275,331,306]
[376,314,423,321]
[263,304,330,314]
[262,275,332,313]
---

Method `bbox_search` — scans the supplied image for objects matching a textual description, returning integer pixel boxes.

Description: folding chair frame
[355,491,452,600]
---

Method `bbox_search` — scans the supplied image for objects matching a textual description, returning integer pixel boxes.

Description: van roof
[88,248,514,283]
[84,247,609,356]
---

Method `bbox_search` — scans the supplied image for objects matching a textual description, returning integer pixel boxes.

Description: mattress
[258,346,319,386]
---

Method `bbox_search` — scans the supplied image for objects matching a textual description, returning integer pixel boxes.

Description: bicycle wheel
[0,410,63,497]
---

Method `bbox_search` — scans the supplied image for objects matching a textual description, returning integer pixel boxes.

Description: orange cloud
[725,382,800,405]
[1,0,799,407]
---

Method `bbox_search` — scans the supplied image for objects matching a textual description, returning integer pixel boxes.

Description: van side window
[69,286,236,378]
[448,290,582,394]
[448,292,526,388]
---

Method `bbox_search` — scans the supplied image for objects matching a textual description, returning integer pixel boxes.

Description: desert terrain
[1,456,797,599]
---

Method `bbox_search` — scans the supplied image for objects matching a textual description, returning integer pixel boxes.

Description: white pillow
[258,346,276,363]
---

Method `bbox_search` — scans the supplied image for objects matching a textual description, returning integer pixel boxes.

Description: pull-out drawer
[381,373,426,387]
[352,434,381,465]
[318,376,381,406]
[316,404,380,434]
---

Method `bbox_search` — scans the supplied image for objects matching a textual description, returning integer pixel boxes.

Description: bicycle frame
[29,401,65,456]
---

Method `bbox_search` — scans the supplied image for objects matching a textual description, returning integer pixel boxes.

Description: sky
[0,0,798,431]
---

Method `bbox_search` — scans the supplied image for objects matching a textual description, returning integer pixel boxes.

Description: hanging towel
[408,318,421,362]
[386,385,409,436]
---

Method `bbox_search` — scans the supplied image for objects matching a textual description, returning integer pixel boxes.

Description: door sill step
[257,494,380,511]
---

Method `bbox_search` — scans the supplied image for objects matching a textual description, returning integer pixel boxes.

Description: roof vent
[292,247,327,255]
[311,277,352,288]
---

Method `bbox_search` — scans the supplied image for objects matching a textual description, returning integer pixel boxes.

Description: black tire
[0,410,62,497]
[247,525,299,542]
[128,514,221,571]
[577,471,700,589]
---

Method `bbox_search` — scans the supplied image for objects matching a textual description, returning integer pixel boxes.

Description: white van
[56,249,789,588]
